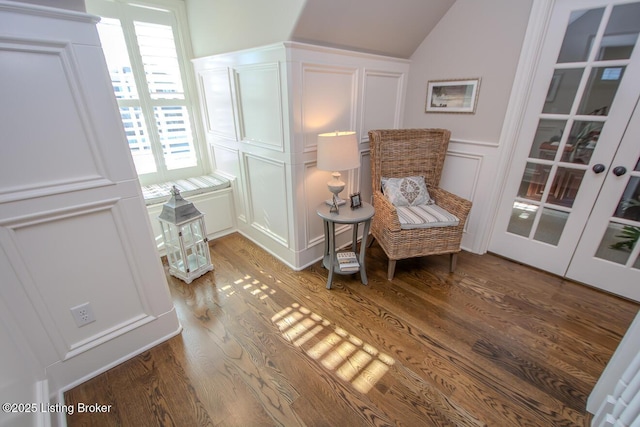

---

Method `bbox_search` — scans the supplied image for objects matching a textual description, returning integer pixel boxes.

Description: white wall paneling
[360,70,405,142]
[198,67,238,141]
[300,63,359,151]
[441,150,482,236]
[304,161,330,248]
[236,63,285,150]
[441,139,491,253]
[0,39,111,203]
[589,312,640,425]
[193,42,409,270]
[244,153,289,245]
[211,144,247,223]
[359,150,372,205]
[440,151,481,204]
[1,199,155,360]
[0,3,180,412]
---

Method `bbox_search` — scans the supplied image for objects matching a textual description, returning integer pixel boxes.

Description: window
[87,0,205,185]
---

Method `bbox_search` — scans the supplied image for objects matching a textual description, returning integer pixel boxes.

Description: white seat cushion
[396,204,459,229]
[141,174,230,206]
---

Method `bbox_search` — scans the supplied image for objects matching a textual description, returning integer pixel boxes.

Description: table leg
[323,220,330,259]
[327,221,336,289]
[359,219,370,285]
[351,223,358,253]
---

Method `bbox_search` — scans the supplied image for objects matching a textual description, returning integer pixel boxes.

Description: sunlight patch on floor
[226,274,277,300]
[219,273,394,393]
[272,303,394,393]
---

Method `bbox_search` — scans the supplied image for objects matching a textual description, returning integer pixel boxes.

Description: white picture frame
[425,78,481,114]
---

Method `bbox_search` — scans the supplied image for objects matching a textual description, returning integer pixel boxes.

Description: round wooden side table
[316,201,375,289]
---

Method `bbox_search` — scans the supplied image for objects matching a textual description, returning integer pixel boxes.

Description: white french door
[567,105,640,299]
[490,0,640,301]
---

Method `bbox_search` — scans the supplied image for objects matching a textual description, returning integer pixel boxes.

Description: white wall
[0,4,181,421]
[403,0,533,252]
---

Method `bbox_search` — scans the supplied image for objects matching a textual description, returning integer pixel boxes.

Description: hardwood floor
[65,232,639,426]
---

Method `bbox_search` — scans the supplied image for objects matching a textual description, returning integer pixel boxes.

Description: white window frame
[87,0,208,186]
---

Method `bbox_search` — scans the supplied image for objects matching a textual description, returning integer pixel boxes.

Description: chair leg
[367,236,376,248]
[449,253,457,273]
[387,260,396,280]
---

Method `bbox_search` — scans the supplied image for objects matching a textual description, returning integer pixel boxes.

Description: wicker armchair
[369,129,472,280]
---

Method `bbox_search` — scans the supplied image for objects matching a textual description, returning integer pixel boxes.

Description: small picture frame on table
[350,192,362,209]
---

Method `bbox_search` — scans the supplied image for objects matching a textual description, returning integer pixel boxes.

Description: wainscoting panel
[359,151,372,205]
[0,39,105,199]
[211,144,246,223]
[304,162,331,247]
[441,150,482,240]
[0,238,59,369]
[244,154,289,245]
[441,151,482,202]
[440,141,493,253]
[360,70,405,142]
[198,67,238,141]
[3,201,151,358]
[300,64,358,151]
[236,63,284,150]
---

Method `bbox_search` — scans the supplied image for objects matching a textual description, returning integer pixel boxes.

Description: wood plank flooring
[65,232,639,426]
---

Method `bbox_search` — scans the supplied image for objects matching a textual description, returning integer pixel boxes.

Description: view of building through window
[91,2,202,184]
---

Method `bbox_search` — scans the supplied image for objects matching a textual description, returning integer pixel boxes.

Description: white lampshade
[316,131,360,172]
[316,131,360,208]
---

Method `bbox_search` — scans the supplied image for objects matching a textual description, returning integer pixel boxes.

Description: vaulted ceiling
[16,0,457,59]
[291,0,456,58]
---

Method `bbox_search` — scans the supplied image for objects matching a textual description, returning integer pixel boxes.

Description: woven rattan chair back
[370,128,451,192]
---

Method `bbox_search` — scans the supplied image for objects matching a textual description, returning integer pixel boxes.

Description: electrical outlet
[70,302,96,327]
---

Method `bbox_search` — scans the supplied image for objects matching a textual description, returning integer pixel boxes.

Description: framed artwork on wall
[425,78,480,114]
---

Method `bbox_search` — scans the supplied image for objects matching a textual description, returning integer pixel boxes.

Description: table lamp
[316,131,360,206]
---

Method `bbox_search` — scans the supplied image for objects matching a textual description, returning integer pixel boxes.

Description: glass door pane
[542,69,583,114]
[598,2,640,60]
[594,162,640,267]
[577,66,626,115]
[557,8,604,63]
